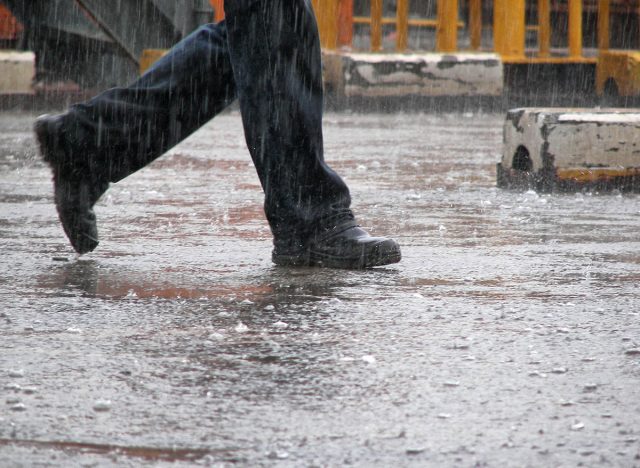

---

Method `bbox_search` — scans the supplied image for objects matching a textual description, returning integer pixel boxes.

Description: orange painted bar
[469,0,482,50]
[568,0,583,58]
[436,0,458,52]
[209,0,225,22]
[0,4,22,40]
[312,0,339,49]
[337,0,353,47]
[538,0,551,57]
[370,0,383,51]
[396,0,409,52]
[493,0,525,58]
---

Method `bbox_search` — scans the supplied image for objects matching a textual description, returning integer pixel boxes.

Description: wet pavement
[1,109,639,467]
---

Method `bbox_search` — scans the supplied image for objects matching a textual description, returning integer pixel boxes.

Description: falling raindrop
[93,400,112,412]
[234,321,249,333]
[10,403,27,412]
[361,355,376,364]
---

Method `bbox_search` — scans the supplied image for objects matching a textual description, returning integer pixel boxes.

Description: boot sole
[273,241,402,269]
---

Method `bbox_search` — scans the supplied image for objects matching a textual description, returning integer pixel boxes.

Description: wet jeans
[64,0,353,248]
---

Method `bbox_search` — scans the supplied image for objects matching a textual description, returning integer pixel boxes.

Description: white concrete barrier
[0,50,35,95]
[498,108,640,191]
[323,52,503,98]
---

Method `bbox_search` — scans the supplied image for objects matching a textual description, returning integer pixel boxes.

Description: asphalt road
[1,110,639,467]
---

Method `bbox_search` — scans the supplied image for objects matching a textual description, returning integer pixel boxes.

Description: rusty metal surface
[1,110,639,466]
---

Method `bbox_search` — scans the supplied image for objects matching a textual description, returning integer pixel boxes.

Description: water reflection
[37,259,102,296]
[37,258,399,303]
[34,258,400,409]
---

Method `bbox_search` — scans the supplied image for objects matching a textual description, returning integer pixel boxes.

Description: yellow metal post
[469,0,482,51]
[493,0,525,58]
[436,0,458,52]
[598,0,610,51]
[568,0,583,59]
[538,0,551,57]
[312,0,339,50]
[370,0,383,51]
[396,0,409,52]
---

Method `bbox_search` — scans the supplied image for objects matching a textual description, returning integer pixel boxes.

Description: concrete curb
[323,51,503,100]
[0,50,35,95]
[498,107,640,192]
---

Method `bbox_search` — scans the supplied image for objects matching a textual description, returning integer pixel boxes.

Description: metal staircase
[2,0,215,88]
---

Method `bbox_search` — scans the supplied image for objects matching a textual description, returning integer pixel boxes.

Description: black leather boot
[34,114,109,254]
[272,221,401,269]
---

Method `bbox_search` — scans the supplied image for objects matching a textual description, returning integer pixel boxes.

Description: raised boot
[34,114,109,254]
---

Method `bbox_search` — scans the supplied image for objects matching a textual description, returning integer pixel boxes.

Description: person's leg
[225,0,352,246]
[36,22,236,253]
[225,0,401,268]
[48,22,236,182]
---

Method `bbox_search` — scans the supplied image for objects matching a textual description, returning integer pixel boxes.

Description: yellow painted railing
[312,0,618,64]
[312,0,466,53]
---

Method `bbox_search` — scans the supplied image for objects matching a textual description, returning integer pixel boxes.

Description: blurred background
[0,1,639,105]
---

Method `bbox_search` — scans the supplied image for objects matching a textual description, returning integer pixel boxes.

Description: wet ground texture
[1,110,640,467]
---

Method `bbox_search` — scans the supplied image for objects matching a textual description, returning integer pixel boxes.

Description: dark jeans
[62,0,352,249]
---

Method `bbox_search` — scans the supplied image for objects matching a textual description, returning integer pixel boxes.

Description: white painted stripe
[557,113,640,123]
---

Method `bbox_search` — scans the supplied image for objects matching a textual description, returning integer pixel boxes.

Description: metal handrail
[312,0,480,53]
[312,0,616,63]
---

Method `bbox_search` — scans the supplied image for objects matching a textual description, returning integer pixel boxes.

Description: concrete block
[323,51,503,98]
[0,50,35,95]
[498,108,640,191]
